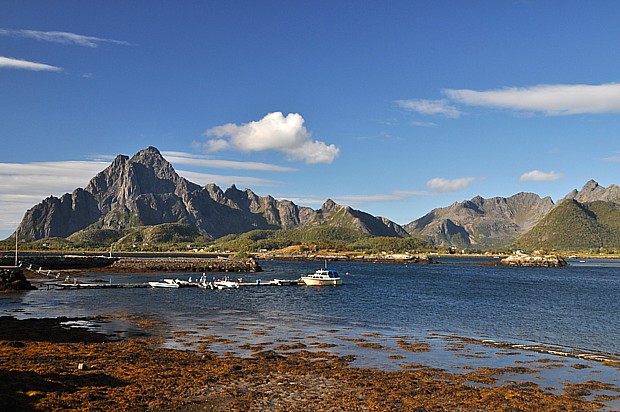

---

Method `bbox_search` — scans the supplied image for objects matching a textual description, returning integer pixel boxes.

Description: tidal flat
[1,314,618,411]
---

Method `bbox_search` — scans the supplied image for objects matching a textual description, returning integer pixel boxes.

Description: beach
[0,315,614,411]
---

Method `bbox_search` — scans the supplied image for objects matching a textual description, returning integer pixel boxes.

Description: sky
[1,1,620,240]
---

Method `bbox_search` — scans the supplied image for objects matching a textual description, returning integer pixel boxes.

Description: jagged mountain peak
[406,192,555,248]
[563,179,620,204]
[321,199,339,212]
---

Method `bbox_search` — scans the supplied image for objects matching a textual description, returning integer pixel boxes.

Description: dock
[48,278,302,290]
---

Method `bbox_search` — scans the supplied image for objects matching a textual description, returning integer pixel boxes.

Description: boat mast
[14,223,18,267]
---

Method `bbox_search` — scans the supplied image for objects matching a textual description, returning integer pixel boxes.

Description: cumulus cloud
[395,99,461,118]
[427,177,477,192]
[0,56,62,71]
[0,28,130,48]
[202,112,339,164]
[519,170,564,182]
[444,83,620,115]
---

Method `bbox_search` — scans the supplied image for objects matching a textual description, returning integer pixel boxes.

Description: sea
[2,257,619,407]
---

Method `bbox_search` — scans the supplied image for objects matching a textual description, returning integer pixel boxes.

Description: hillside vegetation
[516,200,620,251]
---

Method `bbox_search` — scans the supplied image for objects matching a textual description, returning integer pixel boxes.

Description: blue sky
[2,1,620,239]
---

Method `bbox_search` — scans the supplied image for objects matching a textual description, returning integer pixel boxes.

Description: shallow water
[2,259,619,408]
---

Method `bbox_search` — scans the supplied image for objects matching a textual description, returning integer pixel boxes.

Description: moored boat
[300,268,342,286]
[148,280,180,288]
[213,277,240,290]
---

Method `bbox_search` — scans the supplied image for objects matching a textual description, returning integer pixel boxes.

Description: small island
[498,251,568,267]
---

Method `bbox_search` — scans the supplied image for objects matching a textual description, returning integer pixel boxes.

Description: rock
[499,251,567,267]
[0,269,35,291]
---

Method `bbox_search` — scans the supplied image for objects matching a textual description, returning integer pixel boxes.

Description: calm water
[2,258,618,355]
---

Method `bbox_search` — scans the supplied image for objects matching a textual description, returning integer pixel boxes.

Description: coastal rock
[0,269,35,291]
[499,252,567,267]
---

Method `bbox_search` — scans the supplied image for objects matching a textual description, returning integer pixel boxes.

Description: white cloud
[0,161,108,231]
[275,189,430,210]
[0,56,62,71]
[203,112,340,164]
[395,99,461,118]
[335,190,430,206]
[176,170,279,188]
[0,28,130,48]
[0,157,287,232]
[162,151,297,172]
[444,83,620,115]
[519,170,564,182]
[426,177,477,192]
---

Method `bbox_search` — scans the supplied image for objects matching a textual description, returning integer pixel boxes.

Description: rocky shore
[0,316,607,411]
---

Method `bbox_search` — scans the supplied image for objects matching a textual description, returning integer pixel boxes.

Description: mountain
[514,180,620,250]
[15,147,406,242]
[405,192,555,248]
[516,199,620,250]
[562,179,620,204]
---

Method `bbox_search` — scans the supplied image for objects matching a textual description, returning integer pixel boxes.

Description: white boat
[300,268,343,286]
[213,277,240,290]
[148,280,180,288]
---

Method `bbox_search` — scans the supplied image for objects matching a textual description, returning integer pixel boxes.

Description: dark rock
[0,269,35,291]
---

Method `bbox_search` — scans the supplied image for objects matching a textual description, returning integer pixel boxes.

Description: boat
[148,279,180,289]
[197,273,214,289]
[300,268,343,286]
[213,277,240,290]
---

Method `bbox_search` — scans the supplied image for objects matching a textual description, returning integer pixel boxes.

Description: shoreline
[1,315,616,411]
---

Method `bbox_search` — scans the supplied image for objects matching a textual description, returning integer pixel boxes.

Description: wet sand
[1,316,617,411]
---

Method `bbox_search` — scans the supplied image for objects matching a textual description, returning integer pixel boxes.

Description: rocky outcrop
[499,252,567,267]
[405,193,555,248]
[0,269,35,291]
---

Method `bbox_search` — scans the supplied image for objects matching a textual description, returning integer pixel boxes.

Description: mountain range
[16,147,405,243]
[13,147,620,251]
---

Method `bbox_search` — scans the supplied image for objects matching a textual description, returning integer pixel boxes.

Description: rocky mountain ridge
[404,192,556,248]
[13,146,620,250]
[16,147,405,242]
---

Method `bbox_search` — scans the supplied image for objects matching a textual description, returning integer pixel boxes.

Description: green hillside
[215,226,429,253]
[516,200,620,251]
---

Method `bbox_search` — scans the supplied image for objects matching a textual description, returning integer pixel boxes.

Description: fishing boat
[300,268,342,286]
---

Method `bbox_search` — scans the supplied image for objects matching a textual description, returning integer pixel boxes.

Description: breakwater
[0,255,117,270]
[0,255,261,273]
[258,253,435,264]
[107,257,261,273]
